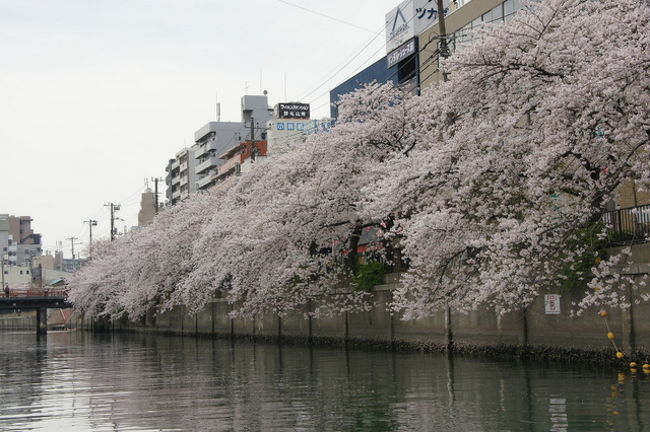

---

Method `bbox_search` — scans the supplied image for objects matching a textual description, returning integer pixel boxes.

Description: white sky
[0,0,400,259]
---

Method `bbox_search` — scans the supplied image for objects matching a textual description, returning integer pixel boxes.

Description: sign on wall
[387,38,417,68]
[386,0,416,53]
[276,103,310,120]
[544,294,561,315]
[385,0,451,53]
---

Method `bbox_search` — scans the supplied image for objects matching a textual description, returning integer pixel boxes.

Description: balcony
[196,156,220,175]
[216,157,240,178]
[171,175,181,185]
[194,140,219,159]
[196,173,215,190]
[603,204,650,246]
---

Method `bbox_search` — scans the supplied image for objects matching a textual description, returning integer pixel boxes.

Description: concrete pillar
[36,307,47,335]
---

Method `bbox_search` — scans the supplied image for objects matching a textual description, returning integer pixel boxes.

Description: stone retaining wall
[70,279,650,360]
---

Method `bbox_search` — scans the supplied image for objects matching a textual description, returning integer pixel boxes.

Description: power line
[275,0,379,34]
[298,24,387,102]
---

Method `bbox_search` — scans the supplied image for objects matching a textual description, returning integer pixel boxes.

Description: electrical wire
[275,0,379,34]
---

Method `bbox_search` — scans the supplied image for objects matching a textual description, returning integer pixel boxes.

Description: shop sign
[385,0,451,53]
[387,38,417,68]
[276,103,310,119]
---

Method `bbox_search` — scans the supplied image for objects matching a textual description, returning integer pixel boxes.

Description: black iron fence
[602,204,650,245]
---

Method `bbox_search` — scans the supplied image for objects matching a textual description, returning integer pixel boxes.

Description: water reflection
[0,331,648,431]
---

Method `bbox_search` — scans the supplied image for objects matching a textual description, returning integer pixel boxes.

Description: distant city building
[330,0,526,118]
[138,188,156,226]
[165,94,273,204]
[267,103,331,155]
[2,265,32,289]
[0,214,42,267]
[54,250,64,271]
[165,146,197,205]
[33,253,55,271]
[62,258,86,273]
[194,122,247,191]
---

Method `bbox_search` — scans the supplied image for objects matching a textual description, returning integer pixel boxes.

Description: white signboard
[385,0,451,53]
[544,294,561,315]
[386,0,415,53]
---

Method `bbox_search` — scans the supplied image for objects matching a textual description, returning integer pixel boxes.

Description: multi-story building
[165,158,180,205]
[178,147,197,202]
[194,122,246,191]
[330,0,525,117]
[137,188,156,226]
[0,214,42,267]
[166,94,273,203]
[267,102,313,155]
[165,146,197,206]
[419,0,524,88]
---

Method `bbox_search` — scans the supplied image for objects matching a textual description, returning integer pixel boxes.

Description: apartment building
[0,214,42,267]
[166,94,273,204]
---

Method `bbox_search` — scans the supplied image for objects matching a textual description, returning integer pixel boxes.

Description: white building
[165,146,197,205]
[194,122,246,191]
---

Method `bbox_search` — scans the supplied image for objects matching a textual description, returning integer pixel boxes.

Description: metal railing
[602,204,650,245]
[3,288,68,298]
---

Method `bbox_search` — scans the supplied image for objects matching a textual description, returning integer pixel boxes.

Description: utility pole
[150,177,163,213]
[84,219,97,257]
[104,203,120,241]
[66,237,78,265]
[249,117,260,162]
[1,254,5,291]
[437,0,451,80]
[438,0,452,350]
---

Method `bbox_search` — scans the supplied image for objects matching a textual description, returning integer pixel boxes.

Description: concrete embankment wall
[0,313,36,331]
[70,274,650,359]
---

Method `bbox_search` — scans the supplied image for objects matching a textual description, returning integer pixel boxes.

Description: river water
[0,331,648,431]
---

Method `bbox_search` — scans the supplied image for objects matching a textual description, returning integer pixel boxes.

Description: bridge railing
[3,288,68,298]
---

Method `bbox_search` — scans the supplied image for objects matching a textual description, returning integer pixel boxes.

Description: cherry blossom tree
[176,82,417,317]
[370,0,650,318]
[68,0,650,321]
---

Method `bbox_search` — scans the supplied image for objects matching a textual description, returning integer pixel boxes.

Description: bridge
[0,288,72,335]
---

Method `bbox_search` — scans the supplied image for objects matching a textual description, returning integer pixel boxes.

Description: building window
[26,270,29,274]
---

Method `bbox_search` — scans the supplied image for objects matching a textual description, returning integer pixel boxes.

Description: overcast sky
[0,0,400,259]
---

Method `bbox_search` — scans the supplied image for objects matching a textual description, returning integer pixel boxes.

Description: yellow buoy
[599,310,608,317]
[630,362,638,368]
[616,351,625,359]
[631,368,638,373]
[643,363,650,370]
[607,332,616,340]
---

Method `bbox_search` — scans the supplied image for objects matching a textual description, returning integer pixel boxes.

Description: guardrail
[603,204,650,245]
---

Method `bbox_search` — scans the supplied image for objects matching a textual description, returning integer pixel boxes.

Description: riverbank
[69,269,650,365]
[0,312,36,331]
